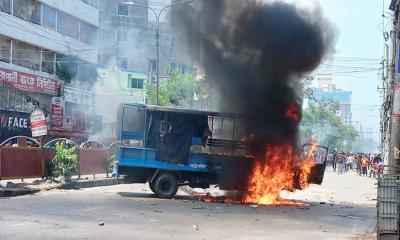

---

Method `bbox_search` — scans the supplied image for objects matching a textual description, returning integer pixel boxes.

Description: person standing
[337,152,345,175]
[361,155,369,176]
[346,154,354,172]
[332,150,338,172]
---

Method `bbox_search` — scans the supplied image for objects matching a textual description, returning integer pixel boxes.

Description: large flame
[242,140,318,205]
[242,144,295,205]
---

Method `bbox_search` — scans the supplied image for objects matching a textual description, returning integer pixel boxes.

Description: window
[8,89,15,109]
[116,57,127,69]
[42,5,57,30]
[116,30,127,42]
[0,36,11,63]
[129,78,144,89]
[12,40,41,70]
[57,11,79,39]
[0,87,8,109]
[22,98,34,112]
[0,0,11,14]
[80,22,97,44]
[117,3,128,16]
[13,0,41,25]
[42,50,55,74]
[14,91,23,111]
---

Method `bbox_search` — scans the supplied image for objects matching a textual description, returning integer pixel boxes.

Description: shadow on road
[117,192,197,201]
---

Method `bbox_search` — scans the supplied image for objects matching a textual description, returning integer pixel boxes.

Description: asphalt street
[0,169,377,240]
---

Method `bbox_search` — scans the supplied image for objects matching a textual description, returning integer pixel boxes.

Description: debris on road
[99,222,104,226]
[192,224,199,231]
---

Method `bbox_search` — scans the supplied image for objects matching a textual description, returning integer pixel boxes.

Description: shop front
[0,109,31,144]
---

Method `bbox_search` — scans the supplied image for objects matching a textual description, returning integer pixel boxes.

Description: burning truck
[115,103,327,205]
[115,0,334,205]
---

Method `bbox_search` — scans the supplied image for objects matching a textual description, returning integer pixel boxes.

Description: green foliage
[146,69,212,109]
[51,142,78,179]
[56,55,78,84]
[301,100,359,151]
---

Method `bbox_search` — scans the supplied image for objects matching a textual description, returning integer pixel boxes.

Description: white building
[0,0,99,142]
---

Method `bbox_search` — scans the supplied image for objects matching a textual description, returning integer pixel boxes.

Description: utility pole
[122,0,193,105]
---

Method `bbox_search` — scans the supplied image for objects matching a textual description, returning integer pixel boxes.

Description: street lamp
[122,0,194,105]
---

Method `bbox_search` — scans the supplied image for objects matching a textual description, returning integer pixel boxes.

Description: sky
[284,0,388,142]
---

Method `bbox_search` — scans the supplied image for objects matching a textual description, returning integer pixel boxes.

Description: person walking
[361,155,369,176]
[337,152,345,175]
[356,153,362,175]
[346,154,354,172]
[332,150,338,172]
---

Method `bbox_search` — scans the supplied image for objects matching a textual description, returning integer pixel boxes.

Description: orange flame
[284,104,300,122]
[242,140,317,205]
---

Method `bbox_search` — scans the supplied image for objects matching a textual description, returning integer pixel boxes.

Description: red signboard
[0,67,58,95]
[51,97,65,128]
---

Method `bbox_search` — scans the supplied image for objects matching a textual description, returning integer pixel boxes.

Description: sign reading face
[0,110,31,141]
[0,113,29,130]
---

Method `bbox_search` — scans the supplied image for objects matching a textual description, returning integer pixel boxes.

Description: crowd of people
[327,151,384,177]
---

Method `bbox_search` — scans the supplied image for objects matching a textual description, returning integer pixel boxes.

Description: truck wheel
[153,173,178,199]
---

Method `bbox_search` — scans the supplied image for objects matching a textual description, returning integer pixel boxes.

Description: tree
[146,69,212,109]
[56,55,79,84]
[300,100,359,151]
[50,142,78,180]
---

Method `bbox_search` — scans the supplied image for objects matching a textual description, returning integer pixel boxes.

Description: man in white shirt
[345,154,354,172]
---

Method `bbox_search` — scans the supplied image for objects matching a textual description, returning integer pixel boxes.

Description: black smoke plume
[177,0,335,151]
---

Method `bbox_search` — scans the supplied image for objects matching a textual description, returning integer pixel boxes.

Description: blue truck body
[115,103,327,199]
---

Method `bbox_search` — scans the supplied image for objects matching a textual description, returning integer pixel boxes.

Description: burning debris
[178,0,335,205]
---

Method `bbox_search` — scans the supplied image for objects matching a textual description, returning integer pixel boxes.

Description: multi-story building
[309,76,352,125]
[0,0,99,143]
[97,0,196,78]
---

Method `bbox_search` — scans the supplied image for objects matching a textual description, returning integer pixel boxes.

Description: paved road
[0,169,377,240]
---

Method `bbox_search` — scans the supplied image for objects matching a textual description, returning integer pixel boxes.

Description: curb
[0,188,40,197]
[0,178,122,197]
[61,178,122,189]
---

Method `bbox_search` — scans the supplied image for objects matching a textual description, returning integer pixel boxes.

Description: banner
[30,108,47,137]
[51,97,65,128]
[0,67,58,95]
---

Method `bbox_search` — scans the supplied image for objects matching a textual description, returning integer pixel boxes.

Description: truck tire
[153,173,178,199]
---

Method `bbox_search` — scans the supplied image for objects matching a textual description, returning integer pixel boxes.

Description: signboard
[30,108,47,137]
[51,97,65,128]
[64,87,92,105]
[393,83,400,123]
[317,74,332,85]
[0,110,31,142]
[52,114,86,132]
[0,67,58,95]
